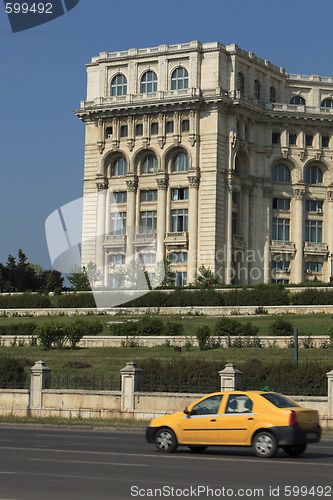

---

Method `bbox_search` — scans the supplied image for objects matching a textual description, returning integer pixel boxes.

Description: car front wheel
[253,431,278,458]
[154,427,178,453]
[282,444,307,457]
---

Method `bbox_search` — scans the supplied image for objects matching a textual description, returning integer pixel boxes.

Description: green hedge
[291,289,333,305]
[109,317,184,336]
[0,322,37,336]
[0,294,51,309]
[56,293,96,308]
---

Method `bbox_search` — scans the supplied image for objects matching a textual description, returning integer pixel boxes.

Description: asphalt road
[0,426,332,500]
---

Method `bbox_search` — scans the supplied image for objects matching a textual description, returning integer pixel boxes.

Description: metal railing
[49,373,121,391]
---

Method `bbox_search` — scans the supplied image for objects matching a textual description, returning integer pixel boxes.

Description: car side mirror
[184,407,191,416]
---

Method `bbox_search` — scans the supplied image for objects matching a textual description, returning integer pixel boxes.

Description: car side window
[191,395,223,416]
[225,395,253,414]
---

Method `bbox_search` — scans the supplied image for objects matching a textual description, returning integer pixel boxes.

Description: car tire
[188,446,207,453]
[253,431,278,458]
[154,427,178,453]
[282,444,307,457]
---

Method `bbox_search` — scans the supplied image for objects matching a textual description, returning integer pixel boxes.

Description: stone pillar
[96,181,108,286]
[29,360,51,410]
[241,181,251,284]
[156,177,168,261]
[219,363,243,391]
[120,362,143,412]
[263,185,272,284]
[293,186,305,283]
[327,369,333,418]
[326,189,333,283]
[226,178,233,284]
[187,174,200,284]
[126,179,138,260]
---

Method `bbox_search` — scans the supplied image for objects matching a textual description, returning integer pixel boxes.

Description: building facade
[75,41,333,286]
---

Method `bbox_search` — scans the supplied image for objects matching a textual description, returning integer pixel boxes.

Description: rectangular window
[322,136,329,148]
[232,212,237,235]
[305,134,313,147]
[171,187,188,200]
[140,211,157,233]
[272,198,291,210]
[306,200,323,212]
[182,120,189,132]
[272,218,290,241]
[109,275,124,288]
[171,209,188,232]
[112,191,127,204]
[232,192,238,204]
[272,132,280,144]
[109,254,125,266]
[166,121,174,134]
[151,122,158,135]
[139,253,156,264]
[120,125,128,137]
[169,252,188,263]
[289,133,297,146]
[140,190,157,202]
[271,259,289,271]
[111,212,126,235]
[171,271,187,287]
[135,124,143,136]
[305,262,323,272]
[305,220,322,242]
[106,127,113,139]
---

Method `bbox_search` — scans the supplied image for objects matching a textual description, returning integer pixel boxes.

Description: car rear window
[260,393,300,408]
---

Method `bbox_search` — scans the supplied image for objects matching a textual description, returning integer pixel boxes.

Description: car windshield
[260,393,300,408]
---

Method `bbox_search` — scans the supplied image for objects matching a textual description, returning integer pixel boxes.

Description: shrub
[84,320,103,335]
[241,322,259,336]
[0,357,28,388]
[56,293,96,308]
[0,293,51,309]
[270,319,293,336]
[291,289,333,305]
[66,320,86,349]
[35,321,59,349]
[195,325,211,350]
[108,321,139,336]
[214,317,242,337]
[136,316,165,336]
[0,322,36,336]
[165,322,184,336]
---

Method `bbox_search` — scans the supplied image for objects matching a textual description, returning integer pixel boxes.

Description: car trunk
[293,408,319,429]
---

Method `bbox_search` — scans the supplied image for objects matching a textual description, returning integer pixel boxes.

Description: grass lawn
[0,312,333,337]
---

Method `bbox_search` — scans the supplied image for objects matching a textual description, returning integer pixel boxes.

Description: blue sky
[1,0,333,270]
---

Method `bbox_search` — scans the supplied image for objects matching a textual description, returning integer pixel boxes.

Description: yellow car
[146,391,321,458]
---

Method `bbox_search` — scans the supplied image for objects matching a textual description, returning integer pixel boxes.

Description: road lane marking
[30,458,146,466]
[35,434,116,439]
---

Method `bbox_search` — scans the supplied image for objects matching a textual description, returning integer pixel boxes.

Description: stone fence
[0,361,332,427]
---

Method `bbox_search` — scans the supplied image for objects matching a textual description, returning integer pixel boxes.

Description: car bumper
[146,426,157,444]
[270,425,321,446]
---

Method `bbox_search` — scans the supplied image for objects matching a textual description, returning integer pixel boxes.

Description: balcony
[304,242,328,257]
[270,240,296,256]
[104,234,126,248]
[133,232,157,250]
[165,231,188,248]
[232,234,246,249]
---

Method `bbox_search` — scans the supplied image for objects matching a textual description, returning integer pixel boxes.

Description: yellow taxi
[146,391,321,458]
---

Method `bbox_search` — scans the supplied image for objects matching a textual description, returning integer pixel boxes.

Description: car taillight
[289,410,299,427]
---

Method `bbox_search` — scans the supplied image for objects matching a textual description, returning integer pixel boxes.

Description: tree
[67,266,91,291]
[155,257,176,287]
[195,265,220,288]
[113,258,148,289]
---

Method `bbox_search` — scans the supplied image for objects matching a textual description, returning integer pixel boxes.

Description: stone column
[156,177,168,261]
[327,369,333,418]
[326,189,333,283]
[241,181,251,284]
[293,186,305,283]
[263,185,272,284]
[187,174,200,284]
[226,178,233,285]
[120,362,143,412]
[96,181,108,286]
[219,363,243,391]
[29,360,51,411]
[126,179,138,260]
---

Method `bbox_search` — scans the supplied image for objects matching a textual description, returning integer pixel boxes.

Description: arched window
[254,79,260,100]
[270,87,276,103]
[112,157,128,176]
[290,96,306,105]
[111,74,127,96]
[237,72,244,94]
[321,98,333,108]
[273,164,291,183]
[141,71,157,93]
[171,67,188,90]
[172,152,189,172]
[305,166,323,185]
[142,154,158,174]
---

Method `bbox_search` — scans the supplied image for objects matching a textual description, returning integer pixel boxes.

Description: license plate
[306,432,317,439]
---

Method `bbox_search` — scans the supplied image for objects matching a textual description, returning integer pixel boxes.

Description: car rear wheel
[282,444,307,457]
[188,446,207,453]
[154,427,178,453]
[253,431,278,458]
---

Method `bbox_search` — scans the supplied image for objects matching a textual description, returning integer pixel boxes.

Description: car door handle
[248,417,254,420]
[210,419,216,422]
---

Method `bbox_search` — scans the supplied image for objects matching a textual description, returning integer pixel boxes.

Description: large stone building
[75,40,333,287]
